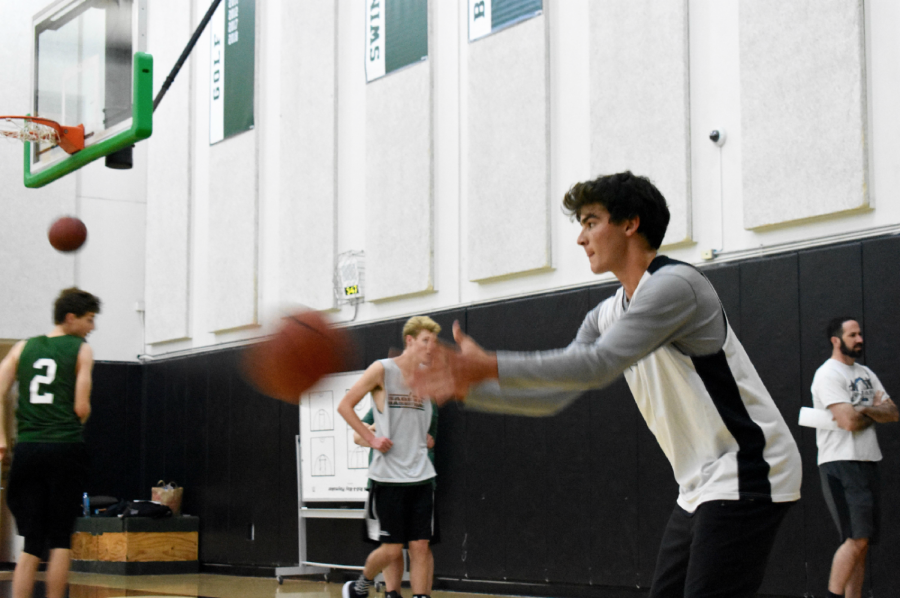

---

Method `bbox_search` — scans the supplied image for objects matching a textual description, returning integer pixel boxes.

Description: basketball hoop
[0,115,85,154]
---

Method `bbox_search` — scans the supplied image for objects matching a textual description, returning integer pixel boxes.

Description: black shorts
[649,499,793,598]
[820,460,880,544]
[365,482,435,545]
[7,442,89,556]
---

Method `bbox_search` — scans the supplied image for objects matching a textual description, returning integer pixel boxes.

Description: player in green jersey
[0,288,101,598]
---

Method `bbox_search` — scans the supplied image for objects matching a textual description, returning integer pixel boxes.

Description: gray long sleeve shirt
[465,256,801,511]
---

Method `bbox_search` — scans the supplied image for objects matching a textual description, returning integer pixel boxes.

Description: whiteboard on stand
[299,370,371,502]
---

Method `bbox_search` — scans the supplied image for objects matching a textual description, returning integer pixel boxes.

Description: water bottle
[82,492,90,517]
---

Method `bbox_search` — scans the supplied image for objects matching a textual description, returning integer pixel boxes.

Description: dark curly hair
[562,171,670,249]
[53,287,101,324]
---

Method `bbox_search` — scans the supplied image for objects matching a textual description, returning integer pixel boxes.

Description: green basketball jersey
[15,335,85,443]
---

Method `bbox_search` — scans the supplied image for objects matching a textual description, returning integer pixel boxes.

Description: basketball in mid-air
[48,216,88,252]
[241,310,351,404]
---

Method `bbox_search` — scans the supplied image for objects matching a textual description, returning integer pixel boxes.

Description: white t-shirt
[811,358,884,465]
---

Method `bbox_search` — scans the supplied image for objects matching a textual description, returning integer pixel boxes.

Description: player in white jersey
[413,171,802,597]
[338,316,440,598]
[812,317,897,598]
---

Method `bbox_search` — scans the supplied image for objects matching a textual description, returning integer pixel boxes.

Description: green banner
[210,0,255,144]
[366,0,428,82]
[469,0,542,41]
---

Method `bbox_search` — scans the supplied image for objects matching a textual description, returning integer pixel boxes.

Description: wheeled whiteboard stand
[275,436,409,588]
[276,435,370,585]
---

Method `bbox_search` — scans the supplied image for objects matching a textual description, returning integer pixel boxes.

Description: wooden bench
[70,516,199,574]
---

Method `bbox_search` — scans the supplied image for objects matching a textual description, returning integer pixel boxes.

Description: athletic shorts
[7,442,89,556]
[365,482,435,545]
[649,499,793,598]
[820,460,880,544]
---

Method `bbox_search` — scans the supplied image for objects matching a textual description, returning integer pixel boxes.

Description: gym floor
[0,572,492,598]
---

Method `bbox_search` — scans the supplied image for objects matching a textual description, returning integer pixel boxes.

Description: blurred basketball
[241,310,351,404]
[48,216,88,252]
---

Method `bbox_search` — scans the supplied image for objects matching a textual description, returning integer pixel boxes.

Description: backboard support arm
[153,0,223,112]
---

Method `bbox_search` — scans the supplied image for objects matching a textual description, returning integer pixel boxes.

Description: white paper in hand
[799,407,840,430]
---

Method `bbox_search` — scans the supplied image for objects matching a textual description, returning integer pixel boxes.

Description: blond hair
[402,315,441,341]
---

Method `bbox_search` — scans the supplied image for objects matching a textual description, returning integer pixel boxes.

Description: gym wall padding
[425,310,468,577]
[365,38,433,301]
[589,0,691,247]
[860,237,900,588]
[278,0,338,311]
[145,0,192,344]
[135,349,301,567]
[738,255,806,597]
[467,14,551,282]
[739,0,868,229]
[798,244,867,591]
[85,362,143,501]
[87,236,900,594]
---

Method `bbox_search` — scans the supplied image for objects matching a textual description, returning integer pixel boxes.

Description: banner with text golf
[210,0,255,144]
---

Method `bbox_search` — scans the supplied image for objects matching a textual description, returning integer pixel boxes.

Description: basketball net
[0,115,84,154]
[0,116,59,145]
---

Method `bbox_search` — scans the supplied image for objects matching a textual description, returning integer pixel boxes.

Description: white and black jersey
[465,256,802,512]
[368,358,436,485]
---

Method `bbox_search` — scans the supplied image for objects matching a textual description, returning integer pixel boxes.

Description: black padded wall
[139,350,300,567]
[860,237,900,592]
[84,362,142,500]
[797,245,865,592]
[461,289,595,583]
[581,284,673,588]
[422,310,468,576]
[81,235,900,595]
[738,255,806,597]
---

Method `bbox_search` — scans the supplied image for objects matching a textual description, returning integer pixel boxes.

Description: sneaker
[385,592,403,598]
[343,580,369,598]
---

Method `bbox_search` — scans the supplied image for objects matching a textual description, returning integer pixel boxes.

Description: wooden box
[70,516,199,574]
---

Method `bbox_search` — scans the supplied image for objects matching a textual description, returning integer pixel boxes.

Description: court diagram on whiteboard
[299,371,370,502]
[348,393,373,470]
[310,437,335,476]
[348,438,369,470]
[309,391,334,431]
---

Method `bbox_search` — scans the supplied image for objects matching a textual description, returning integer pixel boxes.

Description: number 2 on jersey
[30,358,58,404]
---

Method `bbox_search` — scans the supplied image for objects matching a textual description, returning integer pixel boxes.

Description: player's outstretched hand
[413,321,498,405]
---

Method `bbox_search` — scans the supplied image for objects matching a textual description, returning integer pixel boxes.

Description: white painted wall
[145,0,193,345]
[2,0,900,361]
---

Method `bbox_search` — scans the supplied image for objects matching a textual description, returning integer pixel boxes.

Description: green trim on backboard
[23,52,154,189]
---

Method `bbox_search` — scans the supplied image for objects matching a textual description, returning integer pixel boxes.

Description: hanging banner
[366,0,428,83]
[210,0,255,144]
[468,0,542,42]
